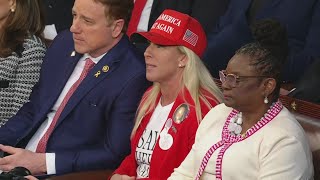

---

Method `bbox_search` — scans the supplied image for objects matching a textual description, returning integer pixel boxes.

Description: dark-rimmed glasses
[219,70,268,88]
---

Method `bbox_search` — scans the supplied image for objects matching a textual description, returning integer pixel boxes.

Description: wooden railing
[45,170,113,180]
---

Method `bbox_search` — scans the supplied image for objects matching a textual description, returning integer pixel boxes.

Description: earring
[11,8,15,12]
[264,96,269,104]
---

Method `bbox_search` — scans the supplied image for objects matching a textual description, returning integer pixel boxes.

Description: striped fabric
[0,35,46,126]
[195,101,283,180]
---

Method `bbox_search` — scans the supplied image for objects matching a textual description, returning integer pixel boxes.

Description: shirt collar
[82,53,107,64]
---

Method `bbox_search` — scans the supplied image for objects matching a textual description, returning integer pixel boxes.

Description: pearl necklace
[228,112,243,135]
[228,103,275,135]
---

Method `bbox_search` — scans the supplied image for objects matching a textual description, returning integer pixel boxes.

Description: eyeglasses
[219,70,268,88]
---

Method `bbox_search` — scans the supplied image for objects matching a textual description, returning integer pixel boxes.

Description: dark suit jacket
[289,57,320,104]
[148,0,230,34]
[203,0,320,82]
[44,0,75,32]
[0,31,149,174]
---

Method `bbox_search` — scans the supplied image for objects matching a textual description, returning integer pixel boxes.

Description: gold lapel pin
[94,71,101,78]
[102,65,109,73]
[70,51,76,57]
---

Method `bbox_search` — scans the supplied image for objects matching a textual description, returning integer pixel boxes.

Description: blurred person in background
[43,0,74,40]
[128,0,230,54]
[0,0,46,126]
[203,0,320,83]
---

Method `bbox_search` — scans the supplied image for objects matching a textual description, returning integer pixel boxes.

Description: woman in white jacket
[169,19,313,180]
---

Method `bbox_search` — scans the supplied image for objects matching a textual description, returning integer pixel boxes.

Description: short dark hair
[94,0,133,33]
[235,19,288,102]
[0,0,45,57]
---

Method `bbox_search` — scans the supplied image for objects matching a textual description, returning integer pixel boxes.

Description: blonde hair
[131,46,223,137]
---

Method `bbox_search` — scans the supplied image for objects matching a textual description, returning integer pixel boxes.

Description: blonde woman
[111,10,222,180]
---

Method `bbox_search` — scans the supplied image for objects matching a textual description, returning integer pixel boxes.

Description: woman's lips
[223,93,232,99]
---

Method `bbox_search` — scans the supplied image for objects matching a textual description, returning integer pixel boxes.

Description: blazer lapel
[243,0,254,13]
[148,0,160,29]
[54,36,129,128]
[150,0,160,13]
[42,51,81,116]
[256,0,281,19]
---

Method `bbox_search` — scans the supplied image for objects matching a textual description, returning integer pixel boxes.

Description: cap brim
[130,31,177,46]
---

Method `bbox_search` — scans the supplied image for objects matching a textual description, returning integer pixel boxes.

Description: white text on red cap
[151,13,181,34]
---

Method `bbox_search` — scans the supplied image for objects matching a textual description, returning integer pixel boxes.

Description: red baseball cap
[131,9,207,58]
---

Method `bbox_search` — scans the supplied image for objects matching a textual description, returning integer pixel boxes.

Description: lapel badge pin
[94,70,101,78]
[173,103,190,124]
[70,51,76,57]
[102,65,109,73]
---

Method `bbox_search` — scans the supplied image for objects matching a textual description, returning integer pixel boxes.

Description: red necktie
[126,0,148,37]
[36,58,95,153]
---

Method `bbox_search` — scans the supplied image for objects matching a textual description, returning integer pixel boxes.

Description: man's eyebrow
[73,12,95,22]
[81,13,95,21]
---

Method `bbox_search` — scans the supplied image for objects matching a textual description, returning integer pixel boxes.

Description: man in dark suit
[0,0,149,176]
[44,0,75,33]
[147,0,230,34]
[203,0,320,83]
[129,0,230,54]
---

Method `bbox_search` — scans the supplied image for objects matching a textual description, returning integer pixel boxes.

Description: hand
[110,174,136,180]
[0,144,46,175]
[24,175,39,180]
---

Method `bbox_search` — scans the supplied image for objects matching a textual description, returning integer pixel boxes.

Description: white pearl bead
[234,125,242,134]
[236,116,243,124]
[228,123,236,131]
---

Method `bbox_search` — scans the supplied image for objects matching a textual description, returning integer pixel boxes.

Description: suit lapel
[42,51,81,116]
[148,0,160,29]
[54,36,129,128]
[150,0,160,15]
[256,0,281,19]
[242,0,254,13]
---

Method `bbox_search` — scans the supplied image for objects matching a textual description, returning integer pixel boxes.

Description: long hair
[0,0,45,57]
[131,46,223,136]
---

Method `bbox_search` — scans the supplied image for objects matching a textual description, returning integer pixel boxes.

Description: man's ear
[111,19,125,38]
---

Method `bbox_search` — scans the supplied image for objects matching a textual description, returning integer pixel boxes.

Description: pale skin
[70,0,124,57]
[144,43,187,106]
[0,0,15,30]
[24,175,38,180]
[0,144,46,175]
[110,44,187,179]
